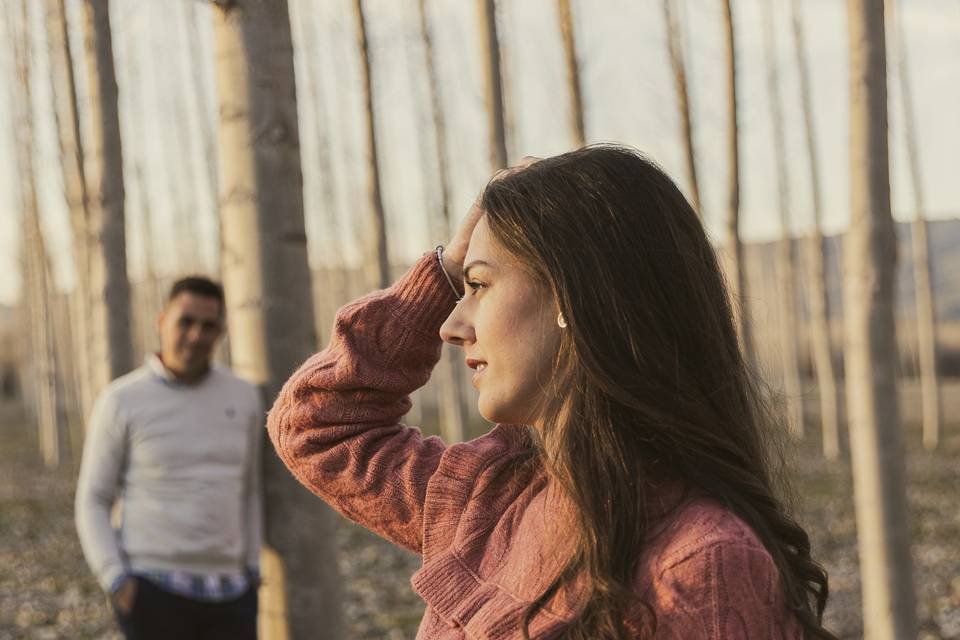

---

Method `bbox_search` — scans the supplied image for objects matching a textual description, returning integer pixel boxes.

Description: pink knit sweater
[267,255,804,639]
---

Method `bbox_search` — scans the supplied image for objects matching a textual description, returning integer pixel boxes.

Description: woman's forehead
[465,217,493,263]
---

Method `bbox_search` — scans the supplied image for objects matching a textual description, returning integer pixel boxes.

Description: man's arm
[75,390,130,592]
[244,387,264,580]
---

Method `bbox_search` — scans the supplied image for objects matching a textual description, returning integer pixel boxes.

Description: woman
[267,146,835,639]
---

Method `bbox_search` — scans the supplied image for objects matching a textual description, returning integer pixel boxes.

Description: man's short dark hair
[168,276,225,313]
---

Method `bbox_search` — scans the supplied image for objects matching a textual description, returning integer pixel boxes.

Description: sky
[0,0,958,306]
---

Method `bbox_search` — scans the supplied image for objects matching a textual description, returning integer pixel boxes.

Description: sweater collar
[146,353,211,386]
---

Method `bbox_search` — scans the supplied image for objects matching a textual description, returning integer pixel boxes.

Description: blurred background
[0,0,958,638]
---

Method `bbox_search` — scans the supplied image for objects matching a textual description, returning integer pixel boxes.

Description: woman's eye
[465,280,486,294]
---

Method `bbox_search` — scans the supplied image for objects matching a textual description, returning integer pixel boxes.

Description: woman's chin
[477,398,532,427]
[477,398,507,425]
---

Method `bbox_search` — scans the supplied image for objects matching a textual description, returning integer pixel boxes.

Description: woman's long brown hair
[480,146,836,639]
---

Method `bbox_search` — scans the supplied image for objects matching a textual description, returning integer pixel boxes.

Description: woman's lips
[466,359,487,385]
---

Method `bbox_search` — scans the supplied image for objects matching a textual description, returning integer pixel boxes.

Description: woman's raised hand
[442,157,540,280]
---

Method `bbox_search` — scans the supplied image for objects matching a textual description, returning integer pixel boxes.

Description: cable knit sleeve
[646,540,803,639]
[267,254,459,554]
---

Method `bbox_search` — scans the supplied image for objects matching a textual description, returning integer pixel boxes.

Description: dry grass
[1,394,958,639]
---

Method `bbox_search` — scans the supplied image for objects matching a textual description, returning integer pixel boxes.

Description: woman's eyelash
[465,280,486,292]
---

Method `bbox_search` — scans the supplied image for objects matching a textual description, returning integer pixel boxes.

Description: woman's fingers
[443,155,543,269]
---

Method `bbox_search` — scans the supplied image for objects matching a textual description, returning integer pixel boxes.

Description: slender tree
[301,0,355,333]
[845,1,917,637]
[760,0,804,437]
[887,0,942,450]
[159,2,201,273]
[11,0,61,466]
[210,0,344,637]
[22,197,61,469]
[352,0,390,289]
[117,12,161,333]
[44,0,95,422]
[790,0,841,458]
[50,290,80,466]
[288,0,350,337]
[78,0,134,403]
[183,0,221,274]
[663,0,702,215]
[418,0,470,443]
[477,0,508,170]
[557,0,586,147]
[720,0,754,365]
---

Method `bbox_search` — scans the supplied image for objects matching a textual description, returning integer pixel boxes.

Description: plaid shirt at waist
[130,569,253,602]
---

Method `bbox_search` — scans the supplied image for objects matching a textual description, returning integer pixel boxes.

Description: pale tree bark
[210,1,344,638]
[845,2,917,638]
[11,0,61,467]
[663,0,701,215]
[24,213,62,469]
[557,0,585,147]
[118,10,161,354]
[50,292,81,467]
[288,0,350,337]
[158,3,201,273]
[791,0,841,459]
[419,0,470,443]
[720,0,754,365]
[353,0,390,289]
[478,0,508,170]
[887,0,942,450]
[760,0,804,438]
[183,0,221,275]
[134,160,160,352]
[79,0,134,403]
[44,0,95,424]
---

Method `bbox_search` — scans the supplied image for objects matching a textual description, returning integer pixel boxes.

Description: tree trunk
[663,0,701,215]
[844,2,918,637]
[134,161,161,352]
[25,217,61,470]
[171,6,204,273]
[12,0,61,467]
[79,0,134,403]
[183,0,221,275]
[477,0,508,170]
[760,0,804,438]
[50,292,79,467]
[790,0,841,459]
[44,0,95,424]
[353,0,390,289]
[720,0,753,366]
[419,0,470,443]
[117,11,163,359]
[557,0,585,147]
[289,0,350,340]
[886,0,941,450]
[210,1,344,638]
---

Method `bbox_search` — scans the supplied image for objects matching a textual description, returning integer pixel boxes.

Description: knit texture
[267,254,803,639]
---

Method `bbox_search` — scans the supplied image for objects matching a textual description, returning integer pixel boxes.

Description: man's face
[157,292,224,379]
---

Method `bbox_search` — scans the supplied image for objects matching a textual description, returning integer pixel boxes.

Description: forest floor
[1,389,958,639]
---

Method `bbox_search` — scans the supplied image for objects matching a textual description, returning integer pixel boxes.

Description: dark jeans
[113,577,257,640]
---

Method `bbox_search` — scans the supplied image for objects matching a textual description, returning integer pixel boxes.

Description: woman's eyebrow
[463,260,493,280]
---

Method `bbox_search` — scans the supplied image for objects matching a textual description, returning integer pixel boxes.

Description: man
[76,277,263,640]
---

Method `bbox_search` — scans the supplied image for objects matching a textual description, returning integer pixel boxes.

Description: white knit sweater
[75,354,263,591]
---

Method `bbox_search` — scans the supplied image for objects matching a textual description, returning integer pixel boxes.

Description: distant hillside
[745,217,960,322]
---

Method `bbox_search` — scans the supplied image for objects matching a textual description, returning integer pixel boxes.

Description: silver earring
[557,313,567,328]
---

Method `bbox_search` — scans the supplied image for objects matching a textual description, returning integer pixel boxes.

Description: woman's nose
[440,305,474,346]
